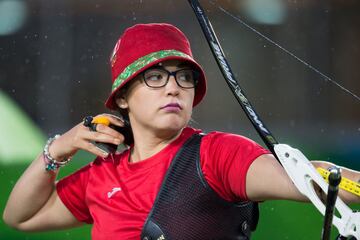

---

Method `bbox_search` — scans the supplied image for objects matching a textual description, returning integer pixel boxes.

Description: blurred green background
[1,0,359,239]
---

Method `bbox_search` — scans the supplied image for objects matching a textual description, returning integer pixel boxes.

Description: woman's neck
[129,127,184,163]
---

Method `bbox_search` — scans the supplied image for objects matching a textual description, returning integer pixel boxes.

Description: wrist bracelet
[43,134,71,171]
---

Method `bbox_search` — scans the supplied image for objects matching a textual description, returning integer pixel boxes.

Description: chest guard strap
[141,133,259,240]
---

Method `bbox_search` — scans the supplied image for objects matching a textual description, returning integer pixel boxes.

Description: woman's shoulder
[202,130,256,144]
[185,127,258,145]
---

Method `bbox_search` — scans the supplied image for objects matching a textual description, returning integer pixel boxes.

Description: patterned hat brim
[105,49,206,110]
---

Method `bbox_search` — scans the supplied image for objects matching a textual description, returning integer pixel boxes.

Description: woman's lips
[161,103,182,112]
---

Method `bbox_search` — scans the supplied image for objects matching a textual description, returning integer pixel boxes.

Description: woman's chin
[160,123,184,132]
[156,120,187,134]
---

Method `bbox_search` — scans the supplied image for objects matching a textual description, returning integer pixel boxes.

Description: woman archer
[3,23,360,239]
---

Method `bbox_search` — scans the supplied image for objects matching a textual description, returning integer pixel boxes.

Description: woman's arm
[3,114,124,231]
[246,154,360,203]
[3,154,82,231]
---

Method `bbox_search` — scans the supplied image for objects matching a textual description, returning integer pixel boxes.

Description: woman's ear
[116,97,128,109]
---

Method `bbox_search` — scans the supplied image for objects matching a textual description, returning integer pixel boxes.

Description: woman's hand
[48,114,125,160]
[247,155,360,203]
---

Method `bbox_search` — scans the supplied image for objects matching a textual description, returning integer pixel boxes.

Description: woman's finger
[95,123,124,140]
[80,140,109,158]
[81,128,123,145]
[103,114,125,127]
[81,121,124,141]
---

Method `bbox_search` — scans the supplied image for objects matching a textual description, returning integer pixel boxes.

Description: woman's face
[116,59,196,136]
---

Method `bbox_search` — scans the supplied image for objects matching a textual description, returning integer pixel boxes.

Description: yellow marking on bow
[317,168,360,197]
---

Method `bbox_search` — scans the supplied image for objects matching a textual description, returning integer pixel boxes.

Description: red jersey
[57,127,269,239]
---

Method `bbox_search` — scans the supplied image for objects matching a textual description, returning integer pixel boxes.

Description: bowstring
[208,0,360,102]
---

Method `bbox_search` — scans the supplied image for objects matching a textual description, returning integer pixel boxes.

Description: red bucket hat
[105,23,207,110]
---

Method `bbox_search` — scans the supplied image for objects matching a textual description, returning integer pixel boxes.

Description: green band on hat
[111,49,192,92]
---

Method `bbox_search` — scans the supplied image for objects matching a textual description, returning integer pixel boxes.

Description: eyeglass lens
[143,68,197,88]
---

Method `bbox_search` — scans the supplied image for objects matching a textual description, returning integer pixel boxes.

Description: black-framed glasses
[142,67,199,89]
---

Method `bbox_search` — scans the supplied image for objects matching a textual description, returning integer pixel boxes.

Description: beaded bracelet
[43,134,71,171]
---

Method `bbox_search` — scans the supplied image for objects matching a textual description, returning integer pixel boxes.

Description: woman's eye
[147,74,163,81]
[178,72,193,82]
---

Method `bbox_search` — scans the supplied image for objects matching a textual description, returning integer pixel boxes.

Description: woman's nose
[165,75,180,95]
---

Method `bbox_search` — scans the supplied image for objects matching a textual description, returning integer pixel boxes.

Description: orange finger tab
[92,116,111,126]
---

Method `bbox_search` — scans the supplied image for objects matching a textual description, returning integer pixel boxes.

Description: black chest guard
[141,133,259,240]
